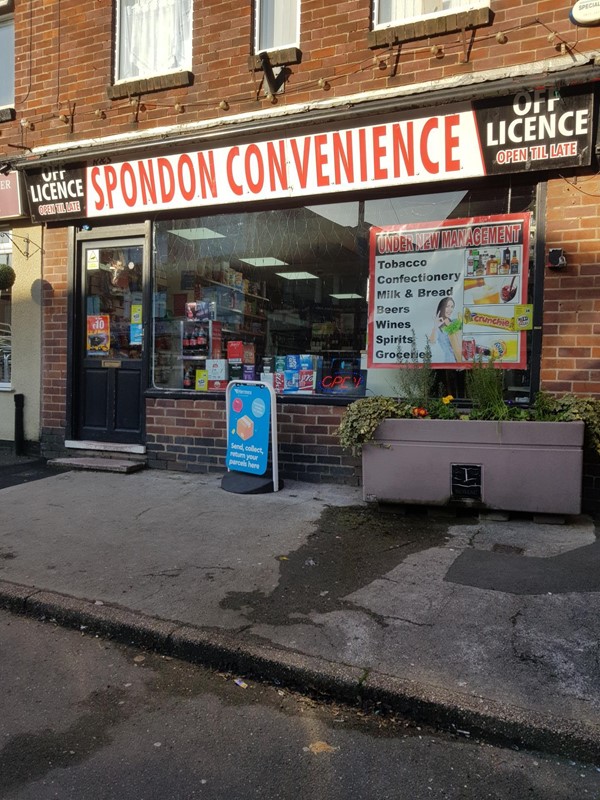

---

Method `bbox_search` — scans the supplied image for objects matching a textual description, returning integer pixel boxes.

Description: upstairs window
[374,0,484,27]
[255,0,300,52]
[0,9,14,108]
[116,0,192,82]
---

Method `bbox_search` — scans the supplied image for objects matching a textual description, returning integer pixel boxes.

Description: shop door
[76,240,145,443]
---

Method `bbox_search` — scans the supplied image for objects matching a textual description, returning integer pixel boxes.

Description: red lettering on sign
[314,134,329,187]
[392,122,415,177]
[445,114,461,172]
[421,118,439,174]
[227,147,243,196]
[332,131,354,185]
[121,163,137,207]
[245,144,265,194]
[157,158,175,203]
[138,160,157,205]
[267,140,288,191]
[289,138,311,188]
[197,151,217,198]
[104,166,118,209]
[372,125,388,181]
[90,166,104,211]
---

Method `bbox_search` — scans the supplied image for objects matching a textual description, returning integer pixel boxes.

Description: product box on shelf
[208,379,228,392]
[242,365,256,381]
[283,369,299,393]
[229,364,244,380]
[260,372,274,387]
[285,354,300,370]
[227,341,244,363]
[195,370,208,391]
[273,372,285,393]
[298,370,315,392]
[243,343,255,365]
[206,358,228,380]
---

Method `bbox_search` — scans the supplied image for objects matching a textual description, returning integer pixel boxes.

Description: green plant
[337,395,412,456]
[465,355,510,420]
[394,330,435,408]
[338,347,600,457]
[533,392,600,455]
[0,264,16,291]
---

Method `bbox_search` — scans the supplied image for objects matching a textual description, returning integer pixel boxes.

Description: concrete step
[48,457,146,474]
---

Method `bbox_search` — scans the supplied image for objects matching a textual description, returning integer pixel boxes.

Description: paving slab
[0,466,598,761]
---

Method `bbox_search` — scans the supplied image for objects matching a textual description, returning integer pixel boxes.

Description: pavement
[0,451,599,763]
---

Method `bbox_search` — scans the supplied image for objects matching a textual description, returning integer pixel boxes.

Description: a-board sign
[224,380,279,492]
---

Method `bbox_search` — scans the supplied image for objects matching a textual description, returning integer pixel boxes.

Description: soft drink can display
[462,337,476,361]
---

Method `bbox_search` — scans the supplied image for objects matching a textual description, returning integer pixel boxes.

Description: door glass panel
[84,244,144,360]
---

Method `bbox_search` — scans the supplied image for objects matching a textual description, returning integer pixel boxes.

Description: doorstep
[64,439,146,455]
[48,457,146,474]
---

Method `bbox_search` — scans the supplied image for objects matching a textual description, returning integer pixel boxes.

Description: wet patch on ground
[0,687,129,795]
[221,505,450,625]
[0,463,72,491]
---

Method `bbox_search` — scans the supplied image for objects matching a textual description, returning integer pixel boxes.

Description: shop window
[151,183,536,400]
[115,0,192,83]
[0,231,12,387]
[373,0,485,27]
[0,8,14,110]
[255,0,300,52]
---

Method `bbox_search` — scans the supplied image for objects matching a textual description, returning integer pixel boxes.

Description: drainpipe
[14,393,24,456]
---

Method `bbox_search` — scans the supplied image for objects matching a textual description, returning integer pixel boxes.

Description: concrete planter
[362,419,584,515]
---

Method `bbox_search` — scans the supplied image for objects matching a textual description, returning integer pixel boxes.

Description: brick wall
[541,176,600,396]
[146,397,359,484]
[40,227,69,456]
[4,1,600,157]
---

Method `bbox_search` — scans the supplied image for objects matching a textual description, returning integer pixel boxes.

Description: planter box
[362,419,584,515]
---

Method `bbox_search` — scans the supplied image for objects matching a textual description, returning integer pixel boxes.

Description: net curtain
[118,0,192,81]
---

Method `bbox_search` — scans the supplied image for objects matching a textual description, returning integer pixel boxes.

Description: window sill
[248,47,302,72]
[107,71,194,101]
[0,384,13,392]
[0,107,16,124]
[367,6,492,47]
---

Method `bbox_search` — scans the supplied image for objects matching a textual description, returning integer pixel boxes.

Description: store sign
[225,381,274,476]
[0,171,25,219]
[367,213,530,370]
[571,0,600,25]
[26,165,86,223]
[474,87,592,174]
[22,88,593,223]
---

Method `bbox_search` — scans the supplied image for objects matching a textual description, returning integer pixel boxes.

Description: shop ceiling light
[239,257,288,267]
[168,228,225,240]
[330,293,363,299]
[276,271,319,280]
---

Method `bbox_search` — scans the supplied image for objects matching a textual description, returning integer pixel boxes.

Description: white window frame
[0,11,14,109]
[372,0,489,30]
[255,0,300,53]
[114,0,193,84]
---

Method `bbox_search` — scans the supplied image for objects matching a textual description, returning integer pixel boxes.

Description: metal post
[14,393,24,456]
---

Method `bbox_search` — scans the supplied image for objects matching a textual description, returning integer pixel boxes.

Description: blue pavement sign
[226,382,272,476]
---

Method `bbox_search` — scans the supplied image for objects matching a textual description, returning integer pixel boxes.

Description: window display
[151,183,537,399]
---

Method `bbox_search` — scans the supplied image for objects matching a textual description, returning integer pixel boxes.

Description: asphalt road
[0,610,598,800]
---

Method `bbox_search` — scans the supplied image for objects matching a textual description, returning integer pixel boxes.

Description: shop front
[21,81,598,484]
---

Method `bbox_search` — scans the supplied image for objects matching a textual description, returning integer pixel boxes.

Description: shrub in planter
[0,264,16,291]
[337,354,596,514]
